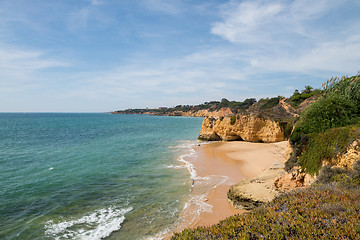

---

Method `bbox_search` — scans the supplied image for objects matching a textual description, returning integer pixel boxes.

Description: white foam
[183,193,213,213]
[45,206,132,240]
[165,164,185,169]
[165,141,207,182]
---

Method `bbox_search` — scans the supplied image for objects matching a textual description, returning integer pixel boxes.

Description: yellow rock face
[198,115,285,142]
[333,140,360,169]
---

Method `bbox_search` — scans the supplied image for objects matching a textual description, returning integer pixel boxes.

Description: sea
[0,113,204,240]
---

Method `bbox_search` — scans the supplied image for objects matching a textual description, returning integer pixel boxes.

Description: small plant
[230,116,236,125]
[172,183,360,239]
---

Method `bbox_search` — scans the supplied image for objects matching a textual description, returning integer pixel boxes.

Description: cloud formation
[0,0,359,112]
[211,0,337,44]
[211,0,360,75]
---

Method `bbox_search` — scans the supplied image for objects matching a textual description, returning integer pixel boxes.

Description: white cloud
[251,34,360,74]
[211,1,283,43]
[0,43,69,95]
[0,44,68,72]
[211,0,338,43]
[209,0,360,76]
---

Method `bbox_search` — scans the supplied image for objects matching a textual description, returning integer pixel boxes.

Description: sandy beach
[174,140,288,232]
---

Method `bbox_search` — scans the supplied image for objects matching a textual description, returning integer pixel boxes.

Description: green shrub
[296,124,360,175]
[289,89,321,106]
[296,93,358,135]
[287,76,360,175]
[351,161,360,185]
[259,97,280,109]
[323,75,360,111]
[317,165,349,184]
[230,116,236,125]
[285,151,300,172]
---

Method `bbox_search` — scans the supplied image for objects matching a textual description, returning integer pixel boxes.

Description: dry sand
[180,140,288,229]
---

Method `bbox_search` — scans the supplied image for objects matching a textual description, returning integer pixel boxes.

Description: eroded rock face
[273,166,315,192]
[198,115,285,142]
[332,140,360,169]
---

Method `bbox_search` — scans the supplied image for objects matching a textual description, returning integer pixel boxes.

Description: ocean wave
[45,206,132,240]
[166,141,207,182]
[183,193,213,213]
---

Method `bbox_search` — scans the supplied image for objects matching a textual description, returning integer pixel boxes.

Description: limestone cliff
[324,140,360,170]
[198,115,286,143]
[166,107,234,118]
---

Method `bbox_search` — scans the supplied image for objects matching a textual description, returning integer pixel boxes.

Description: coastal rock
[332,140,360,169]
[198,115,285,142]
[227,161,285,210]
[273,166,315,192]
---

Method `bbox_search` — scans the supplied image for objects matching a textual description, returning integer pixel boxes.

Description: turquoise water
[0,113,203,240]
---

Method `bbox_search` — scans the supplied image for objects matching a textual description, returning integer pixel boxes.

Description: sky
[0,0,360,112]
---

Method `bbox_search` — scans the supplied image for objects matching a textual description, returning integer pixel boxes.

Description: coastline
[171,140,288,236]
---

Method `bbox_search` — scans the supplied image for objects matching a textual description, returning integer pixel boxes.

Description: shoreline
[171,140,288,236]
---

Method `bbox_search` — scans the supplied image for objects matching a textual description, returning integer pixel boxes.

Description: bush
[317,165,349,184]
[285,152,299,172]
[297,124,360,175]
[296,93,358,135]
[230,116,236,125]
[289,89,321,107]
[287,75,360,175]
[351,161,360,185]
[323,75,360,112]
[259,97,280,109]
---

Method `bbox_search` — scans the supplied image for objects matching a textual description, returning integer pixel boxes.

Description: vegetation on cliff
[112,98,257,115]
[112,85,320,118]
[172,163,360,239]
[288,86,321,107]
[287,75,360,175]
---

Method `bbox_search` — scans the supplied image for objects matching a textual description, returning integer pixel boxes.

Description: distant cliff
[111,98,256,117]
[113,90,321,143]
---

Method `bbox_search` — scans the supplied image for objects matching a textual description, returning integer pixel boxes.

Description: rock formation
[227,162,285,210]
[273,166,315,192]
[332,140,360,169]
[198,115,286,143]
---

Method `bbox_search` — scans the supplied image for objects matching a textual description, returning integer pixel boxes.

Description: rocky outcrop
[227,162,285,210]
[227,141,317,210]
[198,115,286,142]
[273,167,315,192]
[227,142,289,210]
[332,140,360,169]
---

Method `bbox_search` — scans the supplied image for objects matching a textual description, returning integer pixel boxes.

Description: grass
[172,181,360,239]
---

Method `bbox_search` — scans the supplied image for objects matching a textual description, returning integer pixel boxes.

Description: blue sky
[1,0,360,112]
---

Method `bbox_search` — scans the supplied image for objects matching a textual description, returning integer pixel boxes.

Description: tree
[292,89,300,96]
[302,86,313,94]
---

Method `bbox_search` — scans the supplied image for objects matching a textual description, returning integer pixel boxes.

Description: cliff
[198,115,287,142]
